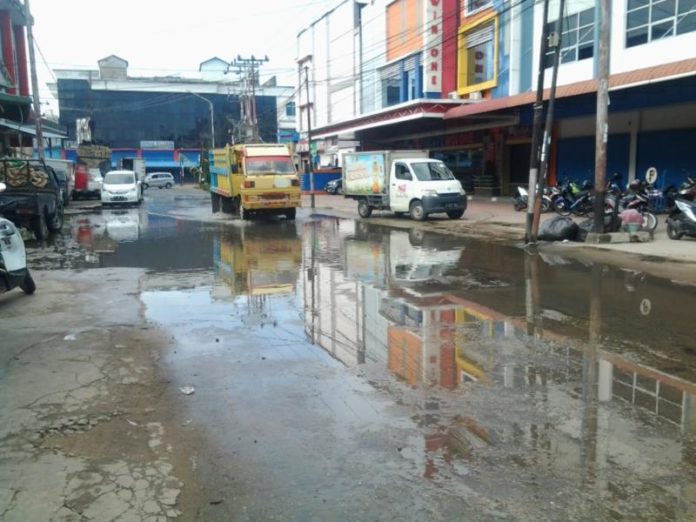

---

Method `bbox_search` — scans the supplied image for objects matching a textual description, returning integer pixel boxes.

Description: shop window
[544,8,595,68]
[383,75,401,107]
[464,0,493,15]
[380,55,420,108]
[458,16,498,95]
[626,0,696,48]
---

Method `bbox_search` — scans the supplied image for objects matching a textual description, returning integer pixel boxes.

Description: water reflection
[72,207,149,253]
[302,219,696,518]
[213,222,300,297]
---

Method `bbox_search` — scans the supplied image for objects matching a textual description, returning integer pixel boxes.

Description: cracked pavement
[0,269,201,521]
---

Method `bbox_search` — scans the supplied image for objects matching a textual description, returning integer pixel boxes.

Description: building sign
[423,0,443,94]
[140,140,175,149]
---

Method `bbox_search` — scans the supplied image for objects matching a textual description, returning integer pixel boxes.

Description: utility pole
[304,65,315,209]
[531,0,565,242]
[230,55,268,143]
[594,0,612,232]
[186,91,214,149]
[525,0,550,243]
[24,0,44,159]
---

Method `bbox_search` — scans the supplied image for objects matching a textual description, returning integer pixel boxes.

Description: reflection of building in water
[301,220,696,515]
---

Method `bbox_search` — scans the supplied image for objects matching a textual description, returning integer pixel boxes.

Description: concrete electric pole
[229,55,268,143]
[24,0,44,159]
[525,0,550,243]
[594,0,612,233]
[304,65,314,209]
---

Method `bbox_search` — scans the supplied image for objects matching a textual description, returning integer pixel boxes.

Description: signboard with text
[423,0,443,94]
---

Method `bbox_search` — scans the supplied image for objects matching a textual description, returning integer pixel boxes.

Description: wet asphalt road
[23,188,696,520]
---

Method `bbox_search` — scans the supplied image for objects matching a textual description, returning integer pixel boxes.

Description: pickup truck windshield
[245,157,295,175]
[104,173,135,185]
[411,162,455,181]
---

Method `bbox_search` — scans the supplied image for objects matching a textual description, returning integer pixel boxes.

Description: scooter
[513,186,551,212]
[0,182,35,295]
[666,198,696,240]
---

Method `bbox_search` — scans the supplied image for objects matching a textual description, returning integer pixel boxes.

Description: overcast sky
[31,0,339,115]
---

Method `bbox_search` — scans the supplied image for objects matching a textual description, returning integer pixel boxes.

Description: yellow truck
[209,143,301,220]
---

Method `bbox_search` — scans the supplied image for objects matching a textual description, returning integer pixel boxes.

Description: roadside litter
[179,385,195,395]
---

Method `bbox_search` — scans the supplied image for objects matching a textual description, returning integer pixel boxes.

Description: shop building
[299,0,696,195]
[49,55,296,168]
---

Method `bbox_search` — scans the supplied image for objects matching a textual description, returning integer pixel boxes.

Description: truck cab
[210,144,301,220]
[388,159,466,220]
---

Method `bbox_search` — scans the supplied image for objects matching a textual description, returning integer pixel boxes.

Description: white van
[343,151,466,221]
[101,170,142,206]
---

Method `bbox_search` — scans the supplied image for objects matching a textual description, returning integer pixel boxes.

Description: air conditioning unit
[447,91,460,100]
[469,91,483,100]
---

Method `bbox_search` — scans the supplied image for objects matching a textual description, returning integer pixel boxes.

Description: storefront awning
[312,99,463,140]
[445,57,696,120]
[0,117,68,139]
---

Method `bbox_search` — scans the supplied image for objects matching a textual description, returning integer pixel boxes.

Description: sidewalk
[302,194,696,281]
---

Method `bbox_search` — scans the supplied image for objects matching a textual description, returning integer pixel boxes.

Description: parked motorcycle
[513,185,551,212]
[0,182,35,296]
[666,198,696,240]
[620,180,658,231]
[553,179,595,216]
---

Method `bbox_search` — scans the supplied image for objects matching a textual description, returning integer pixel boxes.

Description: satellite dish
[645,167,658,185]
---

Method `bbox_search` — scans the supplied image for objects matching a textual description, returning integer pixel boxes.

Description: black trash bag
[538,216,579,241]
[576,219,594,243]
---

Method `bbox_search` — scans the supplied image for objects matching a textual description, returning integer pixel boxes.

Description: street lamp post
[187,91,215,149]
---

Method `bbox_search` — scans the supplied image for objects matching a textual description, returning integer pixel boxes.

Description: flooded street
[6,189,696,521]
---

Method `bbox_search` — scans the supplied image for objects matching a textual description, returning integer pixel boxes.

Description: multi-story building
[299,0,696,195]
[0,1,65,154]
[50,55,296,173]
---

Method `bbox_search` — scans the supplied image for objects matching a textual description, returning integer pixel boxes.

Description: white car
[101,170,143,206]
[143,172,175,189]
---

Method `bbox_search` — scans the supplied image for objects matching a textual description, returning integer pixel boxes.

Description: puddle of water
[33,209,696,519]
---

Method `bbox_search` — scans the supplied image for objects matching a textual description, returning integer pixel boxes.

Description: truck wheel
[33,212,48,241]
[47,207,64,232]
[240,204,249,221]
[447,209,464,220]
[286,208,296,220]
[409,200,426,221]
[211,193,221,213]
[357,199,372,218]
[20,270,36,295]
[221,196,234,214]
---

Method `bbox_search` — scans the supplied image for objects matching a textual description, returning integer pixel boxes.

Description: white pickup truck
[342,150,466,221]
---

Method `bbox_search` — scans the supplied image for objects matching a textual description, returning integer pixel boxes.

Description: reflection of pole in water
[524,250,542,337]
[581,263,602,487]
[357,281,366,364]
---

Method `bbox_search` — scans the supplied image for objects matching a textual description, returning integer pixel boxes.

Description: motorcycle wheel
[20,270,36,295]
[513,198,525,211]
[541,198,551,213]
[642,212,658,232]
[554,198,571,216]
[666,218,682,239]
